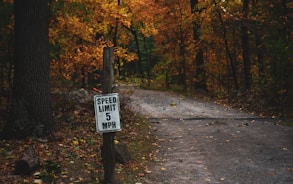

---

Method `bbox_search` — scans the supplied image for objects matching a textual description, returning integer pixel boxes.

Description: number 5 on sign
[94,93,121,133]
[106,112,111,121]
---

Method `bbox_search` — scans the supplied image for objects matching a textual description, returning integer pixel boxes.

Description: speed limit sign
[94,93,121,133]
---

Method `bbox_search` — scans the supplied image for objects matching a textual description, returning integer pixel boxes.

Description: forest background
[0,0,292,120]
[0,0,292,183]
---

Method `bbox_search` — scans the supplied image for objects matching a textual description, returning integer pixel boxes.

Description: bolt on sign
[94,93,121,133]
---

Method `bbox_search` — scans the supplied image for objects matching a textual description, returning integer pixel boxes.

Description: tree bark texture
[101,47,118,184]
[2,0,53,139]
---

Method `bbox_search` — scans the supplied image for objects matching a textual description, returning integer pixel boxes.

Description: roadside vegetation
[0,86,156,183]
[0,0,292,183]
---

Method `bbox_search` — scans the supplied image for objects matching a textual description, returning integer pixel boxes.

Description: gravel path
[119,85,293,184]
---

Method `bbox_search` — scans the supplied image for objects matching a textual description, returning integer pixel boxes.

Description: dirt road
[120,85,293,184]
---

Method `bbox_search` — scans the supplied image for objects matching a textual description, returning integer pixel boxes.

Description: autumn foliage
[0,0,292,117]
[0,0,292,183]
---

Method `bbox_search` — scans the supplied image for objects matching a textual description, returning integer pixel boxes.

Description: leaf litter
[0,88,157,184]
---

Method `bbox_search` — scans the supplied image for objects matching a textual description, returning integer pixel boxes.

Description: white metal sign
[94,93,121,133]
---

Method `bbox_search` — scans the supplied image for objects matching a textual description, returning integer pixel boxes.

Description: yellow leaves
[288,2,293,8]
[98,0,132,28]
[49,27,57,45]
[139,23,158,37]
[33,179,43,184]
[50,0,161,82]
[57,15,95,43]
[115,47,138,62]
[118,30,131,45]
[170,103,177,107]
[72,140,79,145]
[160,167,167,171]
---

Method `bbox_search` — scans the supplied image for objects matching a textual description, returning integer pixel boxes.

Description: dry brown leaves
[0,90,156,184]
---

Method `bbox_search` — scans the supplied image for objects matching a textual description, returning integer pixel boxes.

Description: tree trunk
[122,25,143,77]
[213,0,239,90]
[241,0,252,90]
[1,0,53,139]
[143,36,151,87]
[195,48,207,90]
[190,0,207,91]
[179,21,187,90]
[133,30,143,77]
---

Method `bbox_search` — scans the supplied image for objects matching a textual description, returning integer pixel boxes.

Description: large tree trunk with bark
[1,0,53,139]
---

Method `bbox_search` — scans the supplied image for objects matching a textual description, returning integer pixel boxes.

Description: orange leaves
[139,23,158,37]
[49,1,105,81]
[48,28,57,45]
[115,47,138,62]
[48,0,166,83]
[49,0,139,81]
[51,43,104,81]
[55,15,94,44]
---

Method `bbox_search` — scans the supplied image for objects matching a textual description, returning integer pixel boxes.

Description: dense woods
[0,1,292,183]
[0,0,292,136]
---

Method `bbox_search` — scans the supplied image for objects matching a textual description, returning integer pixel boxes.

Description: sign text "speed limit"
[94,93,121,133]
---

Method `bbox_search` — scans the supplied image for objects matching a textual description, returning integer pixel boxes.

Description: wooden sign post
[100,47,118,184]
